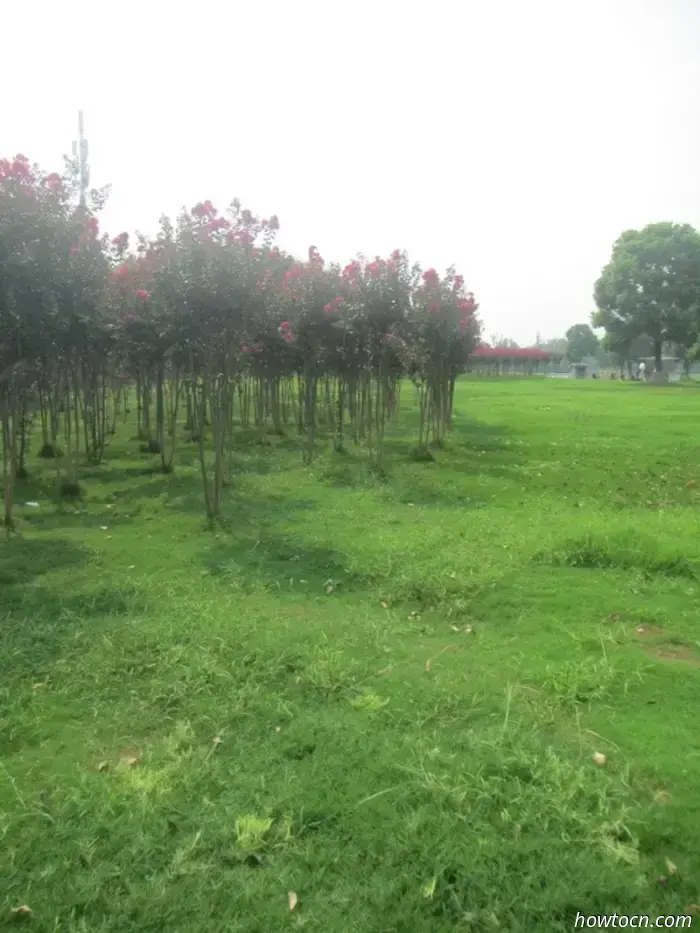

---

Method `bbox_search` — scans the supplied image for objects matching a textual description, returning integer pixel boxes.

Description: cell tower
[72,110,90,207]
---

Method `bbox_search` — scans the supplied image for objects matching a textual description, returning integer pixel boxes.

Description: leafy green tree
[489,334,518,348]
[565,323,598,362]
[594,222,700,370]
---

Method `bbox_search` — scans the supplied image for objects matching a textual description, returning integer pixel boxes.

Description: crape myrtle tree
[0,152,482,528]
[0,153,109,531]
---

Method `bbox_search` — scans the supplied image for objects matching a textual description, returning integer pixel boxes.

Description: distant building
[467,345,557,375]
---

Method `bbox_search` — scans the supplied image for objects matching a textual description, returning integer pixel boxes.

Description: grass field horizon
[3,377,700,931]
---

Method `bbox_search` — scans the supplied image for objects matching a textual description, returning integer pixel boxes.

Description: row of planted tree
[0,153,481,530]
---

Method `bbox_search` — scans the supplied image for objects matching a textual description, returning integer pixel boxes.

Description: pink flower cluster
[279,320,295,343]
[207,217,231,233]
[136,289,150,300]
[44,172,62,191]
[324,296,344,313]
[0,154,32,182]
[423,268,439,287]
[110,264,131,282]
[192,200,217,219]
[226,229,253,246]
[457,296,477,314]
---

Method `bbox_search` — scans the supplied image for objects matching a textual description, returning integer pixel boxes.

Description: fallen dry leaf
[425,659,432,673]
[10,905,32,917]
[324,582,335,595]
[96,760,110,772]
[377,666,393,676]
[464,625,475,635]
[665,858,678,876]
[212,736,222,746]
[408,611,420,620]
[275,726,281,733]
[99,526,109,531]
[32,682,45,691]
[686,905,700,915]
[685,480,697,488]
[288,891,298,911]
[592,752,607,767]
[380,600,390,609]
[653,789,672,804]
[120,756,140,767]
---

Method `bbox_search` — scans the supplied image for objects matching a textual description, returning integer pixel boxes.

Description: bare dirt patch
[634,623,665,637]
[645,644,700,667]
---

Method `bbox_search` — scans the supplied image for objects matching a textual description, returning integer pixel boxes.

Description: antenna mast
[72,110,90,207]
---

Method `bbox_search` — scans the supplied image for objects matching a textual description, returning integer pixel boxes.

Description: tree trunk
[654,339,663,372]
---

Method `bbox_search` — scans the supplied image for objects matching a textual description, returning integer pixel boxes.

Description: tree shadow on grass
[203,530,379,596]
[0,536,90,587]
[0,578,150,709]
[318,417,526,501]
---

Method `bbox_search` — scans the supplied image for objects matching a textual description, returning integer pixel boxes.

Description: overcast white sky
[3,0,700,344]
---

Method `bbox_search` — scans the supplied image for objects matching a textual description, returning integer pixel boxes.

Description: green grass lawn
[3,377,700,931]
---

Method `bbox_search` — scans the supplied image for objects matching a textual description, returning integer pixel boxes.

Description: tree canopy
[565,323,598,363]
[593,222,700,369]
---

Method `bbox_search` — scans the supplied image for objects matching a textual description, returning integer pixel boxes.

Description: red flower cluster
[136,289,150,300]
[44,172,62,190]
[85,217,99,237]
[282,265,306,295]
[0,155,33,182]
[324,297,344,313]
[341,261,361,283]
[207,217,231,233]
[453,275,464,291]
[423,268,439,287]
[457,296,477,314]
[192,200,217,219]
[226,229,253,246]
[110,264,131,282]
[279,320,295,343]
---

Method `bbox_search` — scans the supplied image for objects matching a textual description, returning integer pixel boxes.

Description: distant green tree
[565,323,599,362]
[540,336,568,355]
[594,222,700,370]
[489,334,519,348]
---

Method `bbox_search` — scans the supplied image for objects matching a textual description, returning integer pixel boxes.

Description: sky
[3,0,700,345]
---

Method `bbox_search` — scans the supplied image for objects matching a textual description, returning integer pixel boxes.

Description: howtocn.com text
[574,914,693,929]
